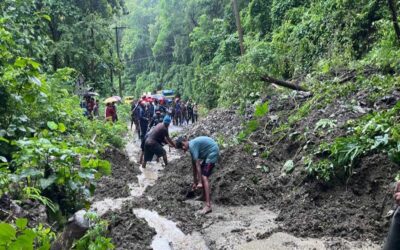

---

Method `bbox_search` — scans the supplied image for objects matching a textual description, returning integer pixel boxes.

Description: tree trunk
[231,0,245,55]
[388,0,400,44]
[260,75,308,92]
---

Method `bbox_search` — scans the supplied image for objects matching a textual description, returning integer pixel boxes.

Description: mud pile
[184,108,245,140]
[94,148,139,199]
[104,204,155,250]
[276,154,397,242]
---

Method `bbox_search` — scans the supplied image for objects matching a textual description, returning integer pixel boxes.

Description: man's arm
[192,159,202,188]
[164,135,176,148]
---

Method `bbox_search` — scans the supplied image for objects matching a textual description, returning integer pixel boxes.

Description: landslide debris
[94,147,155,249]
[94,148,139,199]
[148,87,400,245]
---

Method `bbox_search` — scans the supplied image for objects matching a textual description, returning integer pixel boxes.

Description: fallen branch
[260,75,308,92]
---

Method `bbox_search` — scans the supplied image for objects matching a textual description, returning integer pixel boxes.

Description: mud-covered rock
[103,204,155,250]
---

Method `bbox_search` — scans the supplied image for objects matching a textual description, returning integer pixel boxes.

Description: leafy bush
[307,101,400,181]
[0,218,54,250]
[74,212,114,250]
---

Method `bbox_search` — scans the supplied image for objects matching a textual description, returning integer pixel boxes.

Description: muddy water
[133,208,208,250]
[190,202,380,250]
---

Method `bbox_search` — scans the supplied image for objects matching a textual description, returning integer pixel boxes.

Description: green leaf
[14,57,27,67]
[19,168,42,179]
[0,156,7,163]
[42,14,51,21]
[29,77,42,86]
[39,175,57,190]
[283,160,295,174]
[0,223,16,242]
[18,126,26,132]
[16,218,28,230]
[254,102,269,118]
[58,123,66,133]
[97,160,111,175]
[10,234,34,250]
[47,121,58,131]
[0,137,9,143]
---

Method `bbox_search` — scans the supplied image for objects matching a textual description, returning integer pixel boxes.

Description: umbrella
[152,94,165,102]
[104,97,118,104]
[84,92,99,96]
[112,96,122,101]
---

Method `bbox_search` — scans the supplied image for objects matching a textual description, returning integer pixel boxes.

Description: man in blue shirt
[176,136,219,214]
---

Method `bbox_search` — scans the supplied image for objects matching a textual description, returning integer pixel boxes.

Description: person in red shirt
[105,103,115,122]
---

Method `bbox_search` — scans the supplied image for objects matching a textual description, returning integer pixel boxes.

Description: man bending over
[175,136,219,214]
[142,116,175,168]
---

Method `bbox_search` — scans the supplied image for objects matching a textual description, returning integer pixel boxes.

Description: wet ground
[89,123,383,249]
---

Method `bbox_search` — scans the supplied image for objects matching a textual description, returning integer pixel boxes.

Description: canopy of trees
[121,0,398,108]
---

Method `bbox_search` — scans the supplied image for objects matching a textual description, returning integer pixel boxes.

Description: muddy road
[90,124,382,249]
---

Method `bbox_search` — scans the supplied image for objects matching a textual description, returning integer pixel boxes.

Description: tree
[231,0,245,55]
[388,0,400,44]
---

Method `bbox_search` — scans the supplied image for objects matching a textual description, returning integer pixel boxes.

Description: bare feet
[199,206,212,215]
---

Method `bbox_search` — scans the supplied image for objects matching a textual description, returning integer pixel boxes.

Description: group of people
[130,96,199,139]
[169,99,198,126]
[81,96,99,119]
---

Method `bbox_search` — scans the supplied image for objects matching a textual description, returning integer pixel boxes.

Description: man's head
[163,115,171,127]
[175,136,189,151]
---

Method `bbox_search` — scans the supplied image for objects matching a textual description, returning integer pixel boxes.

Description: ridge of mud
[94,148,139,199]
[276,154,397,242]
[94,147,156,249]
[184,108,245,140]
[103,205,156,250]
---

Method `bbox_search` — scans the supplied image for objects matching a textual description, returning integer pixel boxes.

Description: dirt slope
[144,88,400,246]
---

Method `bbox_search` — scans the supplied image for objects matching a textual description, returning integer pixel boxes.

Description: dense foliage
[1,0,128,248]
[3,0,400,247]
[120,0,399,108]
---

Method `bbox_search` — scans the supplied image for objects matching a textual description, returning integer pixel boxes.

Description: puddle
[91,197,131,216]
[238,232,379,250]
[133,208,208,250]
[185,201,380,250]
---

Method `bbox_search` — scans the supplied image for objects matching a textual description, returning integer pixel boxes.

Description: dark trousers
[384,207,400,250]
[139,121,148,139]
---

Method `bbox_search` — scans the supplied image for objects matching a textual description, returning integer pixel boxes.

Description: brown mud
[94,148,139,199]
[93,147,156,249]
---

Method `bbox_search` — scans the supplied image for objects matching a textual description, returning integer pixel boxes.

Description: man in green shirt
[176,136,219,214]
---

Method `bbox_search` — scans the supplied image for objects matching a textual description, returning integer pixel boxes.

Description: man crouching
[175,136,219,214]
[142,116,175,168]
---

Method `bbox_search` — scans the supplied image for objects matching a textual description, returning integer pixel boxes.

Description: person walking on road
[105,103,115,122]
[138,102,149,139]
[175,136,219,215]
[142,116,175,168]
